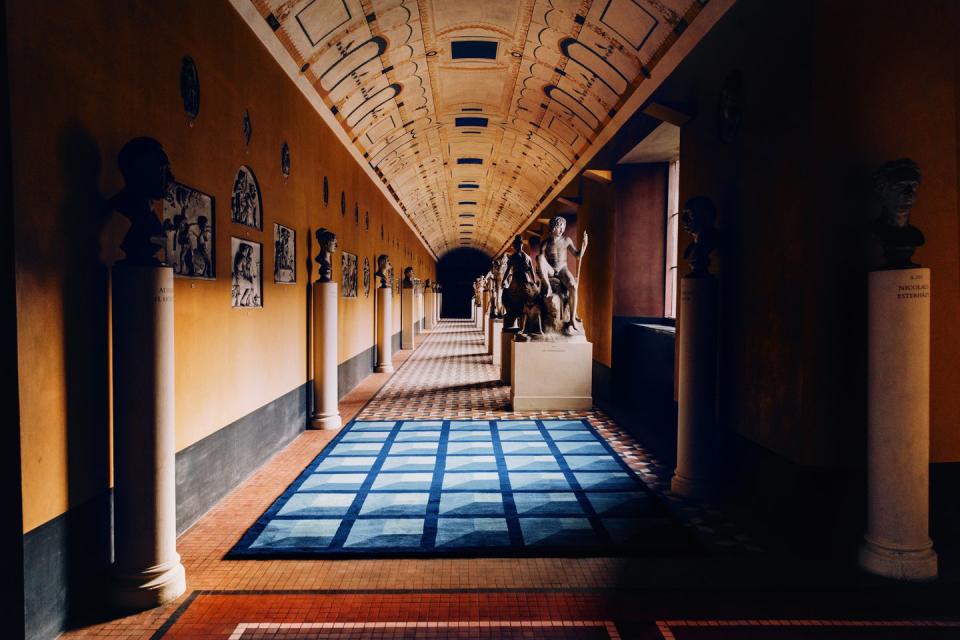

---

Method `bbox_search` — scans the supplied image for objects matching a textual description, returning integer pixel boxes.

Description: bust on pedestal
[859,159,937,581]
[401,266,416,349]
[375,255,394,372]
[671,197,721,501]
[311,228,341,429]
[109,137,186,609]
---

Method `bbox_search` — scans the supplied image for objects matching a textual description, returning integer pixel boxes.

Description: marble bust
[314,228,336,282]
[873,158,924,269]
[402,266,415,288]
[681,196,720,278]
[110,137,174,266]
[375,254,391,288]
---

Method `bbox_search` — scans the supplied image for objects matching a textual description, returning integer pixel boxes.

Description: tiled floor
[60,320,959,639]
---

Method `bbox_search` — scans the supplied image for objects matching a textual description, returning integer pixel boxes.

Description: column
[376,286,394,373]
[859,268,937,580]
[311,280,341,429]
[671,275,719,500]
[501,327,520,384]
[424,287,435,330]
[111,265,186,609]
[402,285,416,349]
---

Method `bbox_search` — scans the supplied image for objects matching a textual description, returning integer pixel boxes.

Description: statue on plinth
[473,277,483,304]
[375,254,391,288]
[110,137,174,266]
[314,228,336,282]
[402,266,415,288]
[681,196,720,278]
[491,255,507,318]
[873,158,924,269]
[533,215,588,336]
[502,235,538,331]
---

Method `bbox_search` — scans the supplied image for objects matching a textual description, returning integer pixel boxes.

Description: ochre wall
[667,0,960,465]
[9,0,435,534]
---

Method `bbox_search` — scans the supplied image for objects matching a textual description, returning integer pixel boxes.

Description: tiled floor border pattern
[228,620,622,639]
[655,619,960,639]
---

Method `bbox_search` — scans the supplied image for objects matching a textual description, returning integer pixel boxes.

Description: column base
[310,413,342,430]
[112,556,186,610]
[859,538,938,581]
[375,364,394,373]
[670,473,719,501]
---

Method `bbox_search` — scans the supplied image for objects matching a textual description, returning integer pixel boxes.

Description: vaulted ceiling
[234,0,729,257]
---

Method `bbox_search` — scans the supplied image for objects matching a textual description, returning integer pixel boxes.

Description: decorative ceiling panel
[236,0,729,256]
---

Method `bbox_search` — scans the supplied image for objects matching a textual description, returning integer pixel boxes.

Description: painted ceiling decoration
[234,0,730,257]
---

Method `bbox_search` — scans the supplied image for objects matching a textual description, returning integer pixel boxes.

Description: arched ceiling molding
[234,0,734,257]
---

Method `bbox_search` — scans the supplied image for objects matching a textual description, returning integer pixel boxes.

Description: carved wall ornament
[242,109,252,146]
[323,176,329,205]
[362,257,371,297]
[717,70,743,144]
[280,141,290,179]
[231,165,263,230]
[180,56,199,121]
[872,158,924,270]
[340,191,346,216]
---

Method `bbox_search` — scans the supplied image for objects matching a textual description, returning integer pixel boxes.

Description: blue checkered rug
[229,419,696,558]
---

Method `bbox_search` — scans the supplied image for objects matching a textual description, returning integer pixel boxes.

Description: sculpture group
[478,215,588,342]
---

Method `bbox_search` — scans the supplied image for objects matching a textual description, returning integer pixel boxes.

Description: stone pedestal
[424,289,436,330]
[436,292,442,322]
[111,265,186,609]
[501,327,520,384]
[416,288,424,333]
[470,297,476,321]
[311,281,341,429]
[672,276,719,500]
[511,340,593,410]
[376,286,394,373]
[476,304,484,331]
[402,286,416,349]
[488,317,502,358]
[860,268,937,581]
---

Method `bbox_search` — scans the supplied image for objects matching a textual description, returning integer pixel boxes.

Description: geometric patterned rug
[229,418,697,558]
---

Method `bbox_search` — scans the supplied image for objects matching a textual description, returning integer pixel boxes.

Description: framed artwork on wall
[162,181,215,279]
[341,252,358,298]
[273,223,296,284]
[231,165,262,229]
[362,256,371,297]
[231,237,262,308]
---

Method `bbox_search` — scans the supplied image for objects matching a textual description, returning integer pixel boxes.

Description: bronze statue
[375,254,392,288]
[314,228,336,282]
[110,137,174,266]
[873,158,924,269]
[681,196,720,278]
[537,216,588,334]
[402,266,415,288]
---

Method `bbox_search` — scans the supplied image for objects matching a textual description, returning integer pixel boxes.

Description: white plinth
[476,305,483,331]
[424,289,435,330]
[376,286,394,373]
[416,290,424,333]
[488,317,502,357]
[111,265,186,609]
[511,340,593,410]
[672,276,719,500]
[311,281,341,429]
[470,297,476,321]
[402,287,416,349]
[501,328,519,384]
[436,292,442,322]
[488,318,503,367]
[860,267,937,581]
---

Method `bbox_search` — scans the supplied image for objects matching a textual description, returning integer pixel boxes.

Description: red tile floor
[61,320,960,639]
